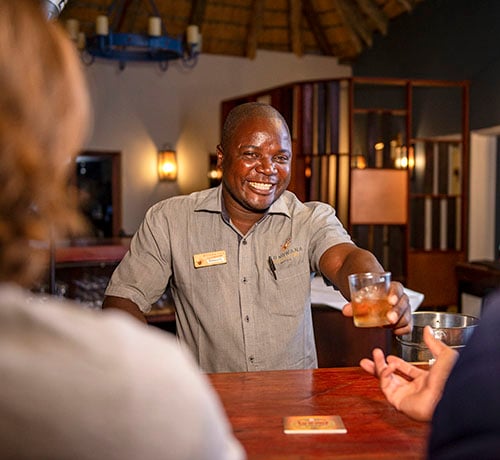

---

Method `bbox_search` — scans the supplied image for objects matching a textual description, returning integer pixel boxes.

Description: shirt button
[242,277,247,283]
[242,239,247,245]
[245,315,250,322]
[249,356,255,363]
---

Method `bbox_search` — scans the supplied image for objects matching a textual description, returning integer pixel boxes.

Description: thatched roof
[60,0,425,63]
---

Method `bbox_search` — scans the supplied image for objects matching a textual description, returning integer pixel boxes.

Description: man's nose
[256,157,277,174]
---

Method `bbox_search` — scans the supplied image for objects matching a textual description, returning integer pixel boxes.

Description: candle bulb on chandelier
[65,18,79,41]
[186,25,199,45]
[77,31,86,50]
[96,15,109,35]
[149,17,161,37]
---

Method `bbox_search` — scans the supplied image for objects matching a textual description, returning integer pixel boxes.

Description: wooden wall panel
[350,169,408,224]
[407,251,465,307]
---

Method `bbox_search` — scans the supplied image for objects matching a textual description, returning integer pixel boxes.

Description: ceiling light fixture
[66,0,201,71]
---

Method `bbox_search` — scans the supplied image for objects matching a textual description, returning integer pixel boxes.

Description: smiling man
[218,104,292,232]
[103,102,411,373]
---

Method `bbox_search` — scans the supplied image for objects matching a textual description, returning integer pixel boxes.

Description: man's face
[219,116,292,214]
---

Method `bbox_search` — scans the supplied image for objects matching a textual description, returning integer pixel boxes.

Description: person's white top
[0,283,245,460]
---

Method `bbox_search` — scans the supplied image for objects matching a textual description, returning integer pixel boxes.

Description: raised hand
[360,325,459,421]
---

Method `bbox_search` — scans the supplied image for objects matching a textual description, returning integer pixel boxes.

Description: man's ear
[216,144,224,169]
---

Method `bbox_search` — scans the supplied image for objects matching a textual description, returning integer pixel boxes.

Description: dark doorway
[76,151,121,237]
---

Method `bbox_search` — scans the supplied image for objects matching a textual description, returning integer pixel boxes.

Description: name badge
[193,250,227,268]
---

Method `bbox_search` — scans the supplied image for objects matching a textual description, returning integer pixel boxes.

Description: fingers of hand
[423,325,448,356]
[428,347,459,385]
[392,323,413,336]
[342,303,353,317]
[359,358,375,375]
[386,292,412,332]
[388,281,404,303]
[386,355,424,380]
[371,348,391,377]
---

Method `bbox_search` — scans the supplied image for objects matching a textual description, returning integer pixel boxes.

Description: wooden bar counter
[209,367,429,459]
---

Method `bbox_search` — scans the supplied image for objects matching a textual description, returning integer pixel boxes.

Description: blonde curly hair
[0,0,91,286]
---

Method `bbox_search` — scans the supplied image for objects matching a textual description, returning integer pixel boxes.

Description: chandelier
[64,0,201,71]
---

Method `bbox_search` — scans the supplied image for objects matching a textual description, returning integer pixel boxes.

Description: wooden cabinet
[312,305,392,367]
[38,238,175,331]
[221,77,469,308]
[42,239,130,307]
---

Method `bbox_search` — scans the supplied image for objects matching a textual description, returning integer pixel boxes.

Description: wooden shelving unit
[38,238,176,331]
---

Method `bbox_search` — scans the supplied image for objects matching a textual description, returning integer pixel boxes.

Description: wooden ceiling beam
[302,0,332,56]
[289,0,303,57]
[395,0,414,12]
[334,0,364,54]
[110,0,133,32]
[336,0,372,47]
[246,0,265,59]
[189,0,208,26]
[355,0,388,36]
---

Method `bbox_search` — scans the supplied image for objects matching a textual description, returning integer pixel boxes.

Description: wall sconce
[158,147,177,181]
[208,153,222,187]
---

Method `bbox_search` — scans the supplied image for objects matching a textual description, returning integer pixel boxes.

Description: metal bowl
[395,311,479,362]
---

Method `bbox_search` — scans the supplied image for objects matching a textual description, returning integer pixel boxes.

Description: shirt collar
[194,185,223,213]
[194,185,292,219]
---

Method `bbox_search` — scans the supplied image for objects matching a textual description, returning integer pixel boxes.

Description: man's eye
[243,151,259,158]
[275,155,290,163]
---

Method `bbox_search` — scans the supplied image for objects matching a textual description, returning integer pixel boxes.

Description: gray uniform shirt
[105,186,353,372]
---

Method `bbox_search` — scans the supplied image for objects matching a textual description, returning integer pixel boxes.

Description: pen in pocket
[268,256,277,280]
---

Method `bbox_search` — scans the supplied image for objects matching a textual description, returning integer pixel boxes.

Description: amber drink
[348,272,392,327]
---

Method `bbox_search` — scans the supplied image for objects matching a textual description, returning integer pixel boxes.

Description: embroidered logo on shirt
[275,246,303,265]
[281,238,291,251]
[193,250,227,268]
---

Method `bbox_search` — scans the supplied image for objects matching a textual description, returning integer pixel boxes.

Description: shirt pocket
[266,261,311,316]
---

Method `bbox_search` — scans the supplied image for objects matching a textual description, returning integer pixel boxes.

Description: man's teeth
[249,182,272,191]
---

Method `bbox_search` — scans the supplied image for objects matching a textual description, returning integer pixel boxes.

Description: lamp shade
[158,148,177,181]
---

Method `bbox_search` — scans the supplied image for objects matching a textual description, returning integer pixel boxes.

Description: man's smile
[248,181,274,192]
